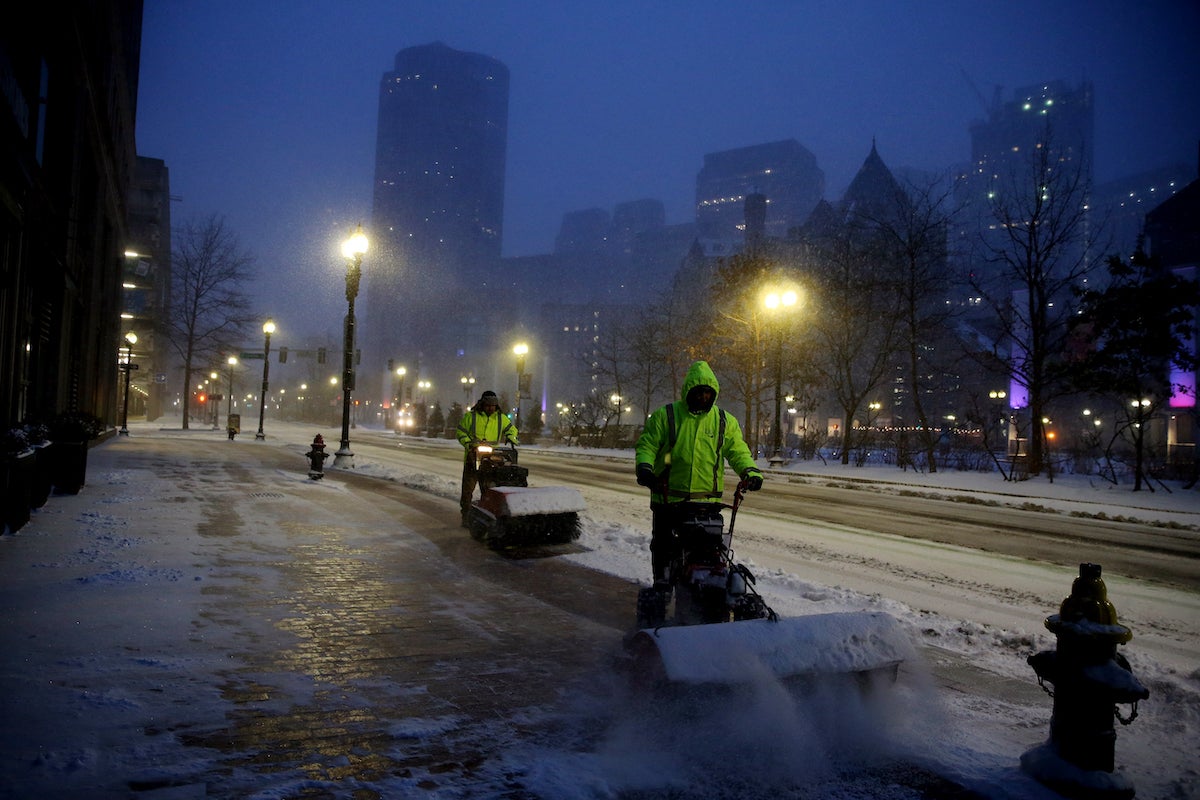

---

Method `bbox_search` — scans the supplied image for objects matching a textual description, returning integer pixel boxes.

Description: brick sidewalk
[1,434,640,798]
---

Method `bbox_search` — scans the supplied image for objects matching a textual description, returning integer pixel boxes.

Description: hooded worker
[456,391,518,527]
[634,360,763,584]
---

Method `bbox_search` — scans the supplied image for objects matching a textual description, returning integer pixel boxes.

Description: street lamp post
[226,356,238,422]
[394,366,406,433]
[118,332,137,435]
[461,375,475,408]
[764,289,798,466]
[989,389,1008,452]
[417,380,431,434]
[335,224,368,467]
[513,342,528,428]
[209,371,220,429]
[255,320,275,440]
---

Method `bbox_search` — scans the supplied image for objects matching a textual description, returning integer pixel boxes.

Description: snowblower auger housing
[466,443,586,548]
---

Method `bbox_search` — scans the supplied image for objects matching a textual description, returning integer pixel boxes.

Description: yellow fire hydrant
[1021,562,1149,799]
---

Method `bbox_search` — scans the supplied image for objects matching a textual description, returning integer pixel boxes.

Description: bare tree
[805,226,904,464]
[860,175,962,471]
[624,304,671,426]
[968,131,1101,476]
[166,215,256,429]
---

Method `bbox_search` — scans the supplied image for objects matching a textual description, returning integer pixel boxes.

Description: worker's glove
[743,473,763,491]
[636,464,657,488]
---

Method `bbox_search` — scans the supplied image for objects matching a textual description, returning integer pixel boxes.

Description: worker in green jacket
[456,390,518,527]
[634,360,763,586]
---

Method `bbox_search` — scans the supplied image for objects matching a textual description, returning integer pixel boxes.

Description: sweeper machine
[465,442,586,548]
[622,480,915,690]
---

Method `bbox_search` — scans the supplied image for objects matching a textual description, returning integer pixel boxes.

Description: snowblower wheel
[467,508,493,543]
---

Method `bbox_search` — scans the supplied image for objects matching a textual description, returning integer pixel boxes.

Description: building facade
[1,2,143,434]
[124,156,172,422]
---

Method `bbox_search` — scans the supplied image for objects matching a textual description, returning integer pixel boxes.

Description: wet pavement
[0,430,1021,798]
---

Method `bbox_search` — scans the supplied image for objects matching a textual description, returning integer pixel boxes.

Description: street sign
[240,352,264,360]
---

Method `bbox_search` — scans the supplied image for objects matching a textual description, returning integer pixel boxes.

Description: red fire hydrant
[305,434,328,480]
[1021,562,1149,799]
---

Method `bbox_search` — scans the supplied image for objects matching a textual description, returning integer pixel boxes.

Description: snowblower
[624,481,914,690]
[465,443,586,548]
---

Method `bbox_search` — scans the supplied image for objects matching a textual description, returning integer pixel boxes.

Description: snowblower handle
[725,479,748,537]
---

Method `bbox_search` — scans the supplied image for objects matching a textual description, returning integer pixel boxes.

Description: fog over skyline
[136,0,1200,339]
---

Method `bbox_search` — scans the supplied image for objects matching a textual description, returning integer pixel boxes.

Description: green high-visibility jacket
[456,408,518,462]
[635,360,761,504]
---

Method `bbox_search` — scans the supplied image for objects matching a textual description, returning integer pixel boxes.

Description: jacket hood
[681,360,720,401]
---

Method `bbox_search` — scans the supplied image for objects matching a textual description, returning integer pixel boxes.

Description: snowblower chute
[467,444,585,547]
[627,611,914,687]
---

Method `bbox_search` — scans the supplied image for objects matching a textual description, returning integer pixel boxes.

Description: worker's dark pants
[460,462,479,519]
[649,504,683,583]
[650,502,724,583]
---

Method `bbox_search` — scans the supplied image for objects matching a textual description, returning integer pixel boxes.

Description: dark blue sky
[136,0,1200,338]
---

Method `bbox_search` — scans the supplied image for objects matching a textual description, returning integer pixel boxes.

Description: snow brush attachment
[626,611,914,689]
[468,485,586,548]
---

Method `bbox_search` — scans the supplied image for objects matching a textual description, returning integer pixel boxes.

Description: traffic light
[197,393,207,404]
[387,358,394,371]
[317,347,326,364]
[279,347,288,363]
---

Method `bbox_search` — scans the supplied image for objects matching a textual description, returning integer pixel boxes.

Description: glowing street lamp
[118,332,137,435]
[394,366,407,433]
[335,224,368,466]
[763,288,798,465]
[513,342,529,428]
[226,356,238,421]
[461,375,475,407]
[254,320,275,440]
[208,371,220,428]
[989,389,1008,452]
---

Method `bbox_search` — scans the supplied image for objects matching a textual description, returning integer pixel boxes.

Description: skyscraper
[365,42,510,412]
[694,139,824,245]
[955,79,1095,263]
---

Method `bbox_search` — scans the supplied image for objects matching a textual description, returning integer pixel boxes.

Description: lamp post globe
[255,320,275,440]
[335,224,368,466]
[119,332,137,435]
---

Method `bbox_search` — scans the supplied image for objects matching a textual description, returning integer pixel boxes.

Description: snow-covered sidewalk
[1,421,1196,799]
